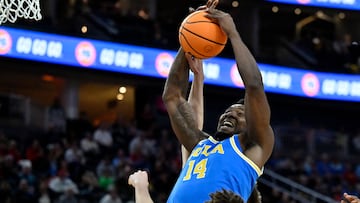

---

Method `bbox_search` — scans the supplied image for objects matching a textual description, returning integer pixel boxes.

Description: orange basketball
[179,10,227,59]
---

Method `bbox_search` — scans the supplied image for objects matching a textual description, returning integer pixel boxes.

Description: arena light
[116,93,124,101]
[118,86,127,94]
[272,6,279,13]
[294,8,301,15]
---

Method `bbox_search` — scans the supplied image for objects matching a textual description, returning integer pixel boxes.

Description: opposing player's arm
[162,48,204,152]
[187,54,204,133]
[181,53,205,166]
[207,9,274,168]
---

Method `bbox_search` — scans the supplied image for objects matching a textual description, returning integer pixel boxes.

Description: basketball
[179,10,227,59]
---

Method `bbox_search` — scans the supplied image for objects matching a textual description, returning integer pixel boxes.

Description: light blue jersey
[167,135,262,203]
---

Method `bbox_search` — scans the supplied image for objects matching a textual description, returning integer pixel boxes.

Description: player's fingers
[204,10,218,21]
[185,53,199,74]
[196,5,207,11]
[206,0,212,8]
[185,52,195,64]
[213,0,219,8]
[128,174,134,185]
[208,0,218,9]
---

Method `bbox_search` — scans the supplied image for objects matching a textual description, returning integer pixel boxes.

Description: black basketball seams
[181,25,226,46]
[179,31,208,58]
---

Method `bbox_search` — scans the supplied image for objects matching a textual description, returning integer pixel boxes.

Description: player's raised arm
[181,53,206,166]
[162,48,205,152]
[206,8,274,168]
[128,170,154,203]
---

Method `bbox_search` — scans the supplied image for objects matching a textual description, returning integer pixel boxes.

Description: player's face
[216,104,246,135]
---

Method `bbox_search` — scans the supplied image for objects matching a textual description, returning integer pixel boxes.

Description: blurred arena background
[0,0,359,202]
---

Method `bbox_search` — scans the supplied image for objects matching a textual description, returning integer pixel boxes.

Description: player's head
[205,189,244,203]
[215,99,246,140]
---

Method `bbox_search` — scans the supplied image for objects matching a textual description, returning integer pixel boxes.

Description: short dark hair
[205,189,244,203]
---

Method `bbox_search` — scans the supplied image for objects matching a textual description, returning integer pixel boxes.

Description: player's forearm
[135,186,154,203]
[188,74,204,129]
[162,48,190,103]
[229,33,263,89]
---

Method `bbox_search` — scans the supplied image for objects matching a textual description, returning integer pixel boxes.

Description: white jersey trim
[229,136,262,176]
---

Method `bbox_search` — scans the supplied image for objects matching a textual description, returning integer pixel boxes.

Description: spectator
[14,179,37,203]
[47,143,64,177]
[18,160,37,190]
[129,131,155,169]
[64,142,84,165]
[316,153,332,176]
[47,96,67,135]
[99,184,123,203]
[26,139,43,161]
[111,114,131,153]
[138,103,156,131]
[0,154,19,187]
[93,121,113,152]
[112,149,130,169]
[0,179,12,203]
[25,139,48,175]
[64,142,84,182]
[7,140,21,162]
[97,156,116,177]
[55,184,79,203]
[96,157,116,190]
[48,169,79,196]
[38,179,52,203]
[98,168,115,191]
[80,131,100,157]
[78,170,101,201]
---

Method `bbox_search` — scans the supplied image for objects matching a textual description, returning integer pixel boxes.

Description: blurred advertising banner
[266,0,360,11]
[0,26,360,102]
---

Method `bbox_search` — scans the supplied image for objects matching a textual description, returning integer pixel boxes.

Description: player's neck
[214,132,233,141]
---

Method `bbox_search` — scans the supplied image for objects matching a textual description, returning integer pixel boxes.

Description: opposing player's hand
[341,193,360,203]
[185,53,204,76]
[128,170,150,189]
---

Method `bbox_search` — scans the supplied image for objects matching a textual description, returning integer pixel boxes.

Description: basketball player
[162,5,274,203]
[127,54,260,203]
[178,1,262,202]
[183,46,262,203]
